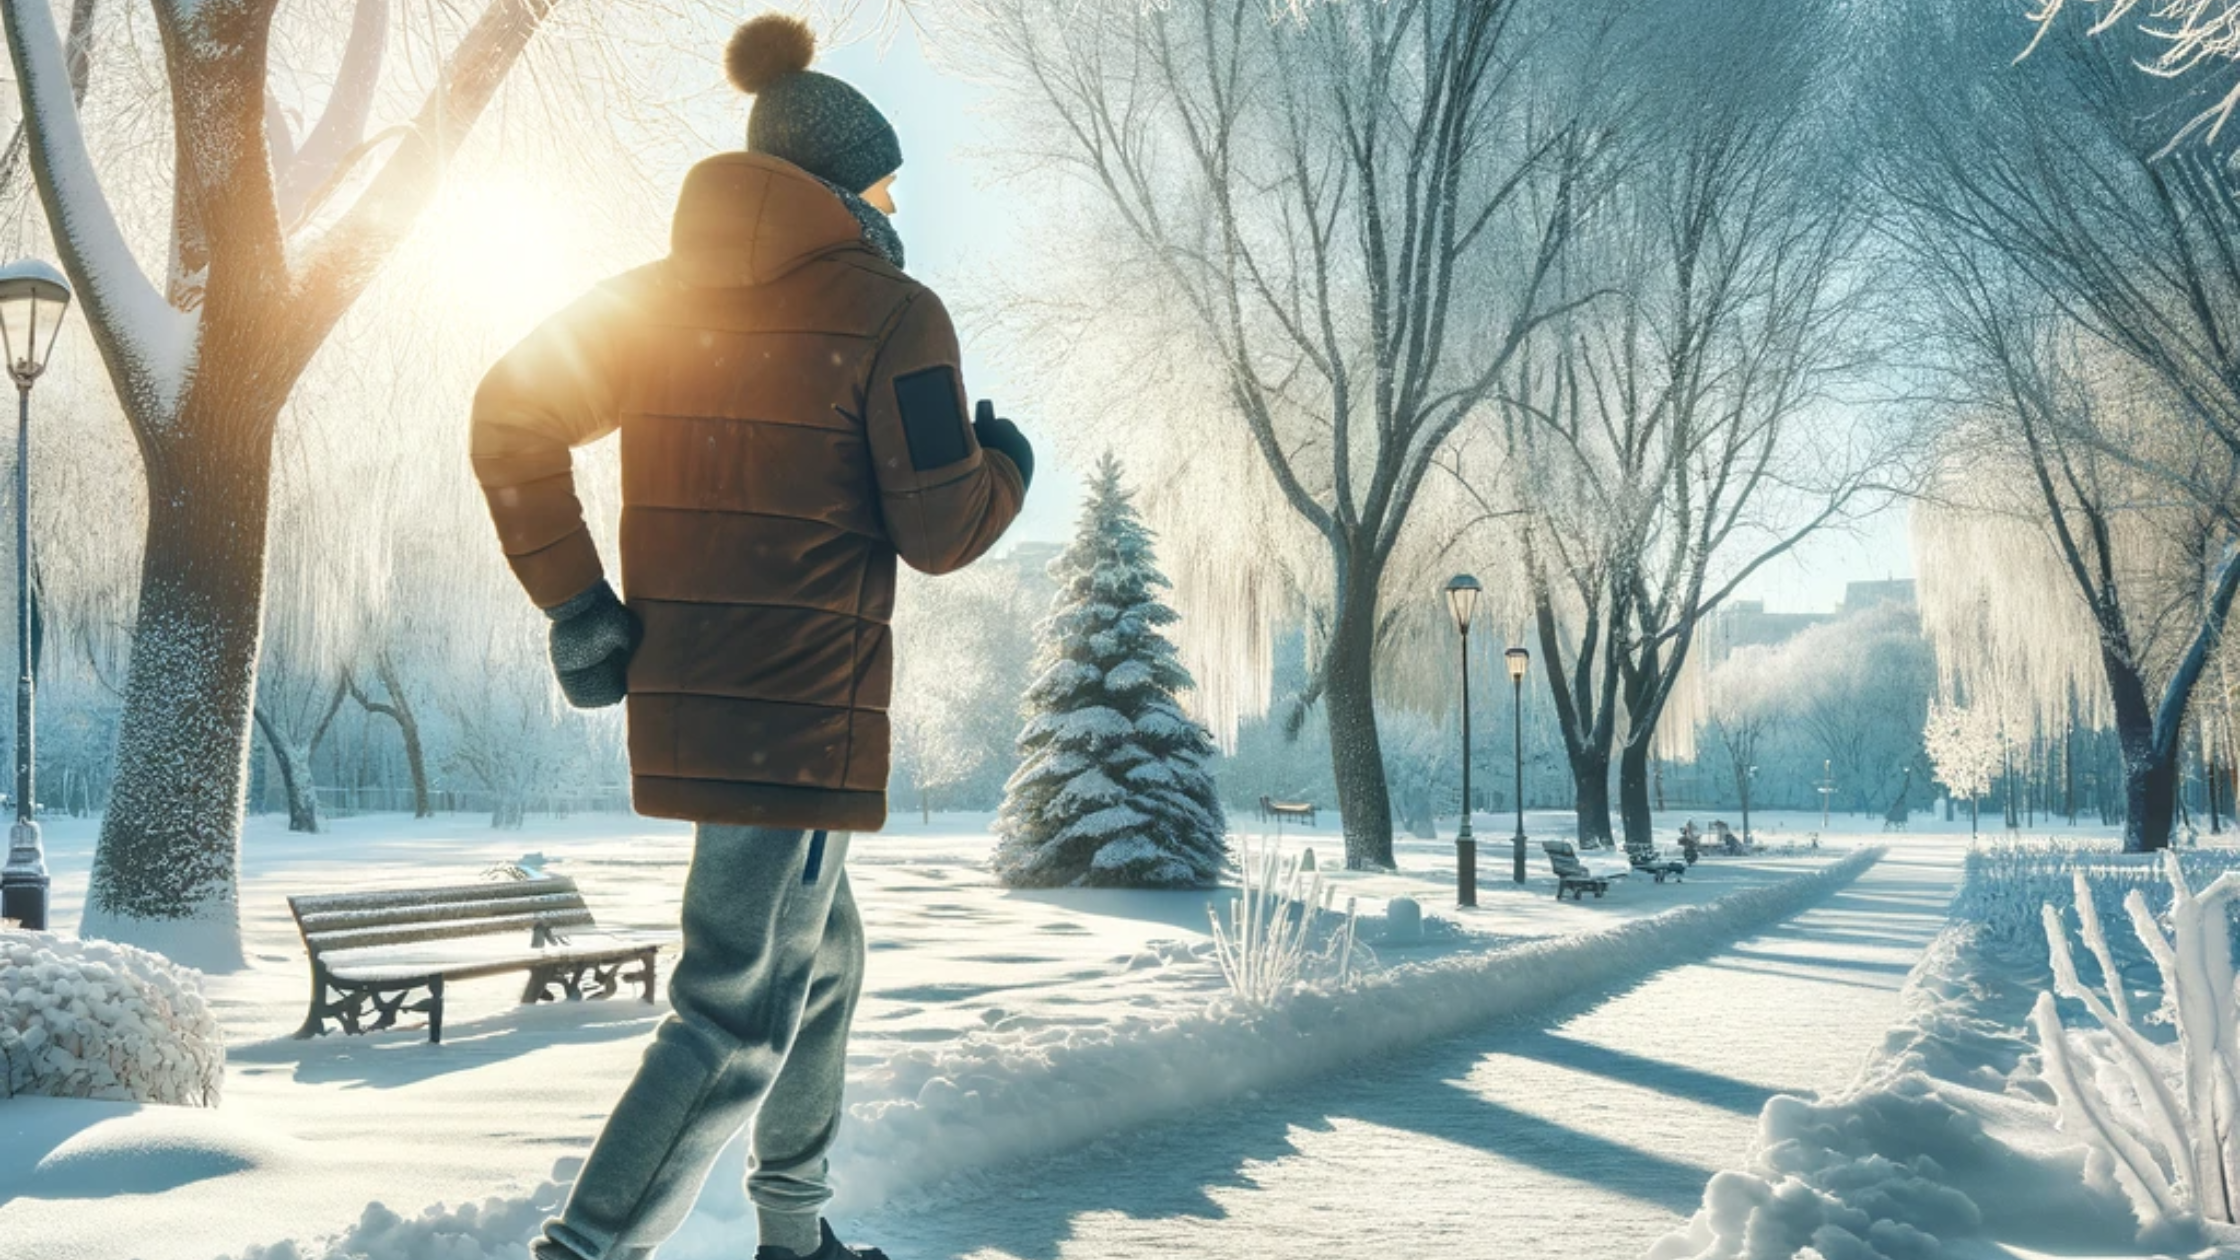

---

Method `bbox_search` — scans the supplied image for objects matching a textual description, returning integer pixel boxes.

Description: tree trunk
[351,657,431,818]
[1619,737,1655,858]
[81,429,276,967]
[1400,777,1436,840]
[1570,743,1614,847]
[252,706,319,834]
[389,684,430,820]
[1322,584,1394,870]
[2106,650,2174,852]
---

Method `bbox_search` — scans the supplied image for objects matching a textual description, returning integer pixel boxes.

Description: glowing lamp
[1505,646,1529,682]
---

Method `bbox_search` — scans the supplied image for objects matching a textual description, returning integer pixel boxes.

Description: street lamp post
[0,260,71,932]
[1444,575,1481,909]
[1741,764,1758,847]
[1506,647,1530,883]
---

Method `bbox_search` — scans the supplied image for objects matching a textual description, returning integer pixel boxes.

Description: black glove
[974,400,1034,491]
[545,580,640,709]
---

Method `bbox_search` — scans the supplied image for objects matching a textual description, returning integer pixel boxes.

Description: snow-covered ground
[0,807,1879,1259]
[1655,840,2240,1260]
[833,829,1962,1260]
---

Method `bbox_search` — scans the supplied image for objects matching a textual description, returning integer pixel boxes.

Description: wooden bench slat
[308,909,599,955]
[288,877,579,916]
[289,875,672,1044]
[298,892,589,938]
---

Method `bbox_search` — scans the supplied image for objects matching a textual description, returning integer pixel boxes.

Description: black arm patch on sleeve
[893,366,972,471]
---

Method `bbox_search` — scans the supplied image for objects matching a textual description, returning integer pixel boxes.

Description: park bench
[1541,839,1614,901]
[1709,821,1759,855]
[1629,846,1687,883]
[1259,795,1318,827]
[288,875,678,1044]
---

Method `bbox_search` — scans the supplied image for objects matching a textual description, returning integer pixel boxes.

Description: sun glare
[424,178,584,336]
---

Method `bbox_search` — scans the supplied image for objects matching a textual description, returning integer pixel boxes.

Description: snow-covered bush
[1956,840,2240,943]
[2033,858,2240,1243]
[994,453,1228,888]
[1207,837,1359,1009]
[0,930,223,1105]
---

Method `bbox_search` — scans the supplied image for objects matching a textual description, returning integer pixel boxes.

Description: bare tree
[1887,3,2240,850]
[0,0,568,959]
[251,660,343,833]
[959,0,1605,868]
[1498,0,1883,853]
[343,652,429,819]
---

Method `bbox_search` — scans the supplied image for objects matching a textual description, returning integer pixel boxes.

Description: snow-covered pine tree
[994,455,1228,888]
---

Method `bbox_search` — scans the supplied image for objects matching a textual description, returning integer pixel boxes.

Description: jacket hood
[669,152,866,287]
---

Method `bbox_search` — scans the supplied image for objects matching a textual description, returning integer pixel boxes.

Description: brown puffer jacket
[470,152,1025,832]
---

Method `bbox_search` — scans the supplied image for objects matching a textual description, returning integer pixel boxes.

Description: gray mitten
[546,581,640,709]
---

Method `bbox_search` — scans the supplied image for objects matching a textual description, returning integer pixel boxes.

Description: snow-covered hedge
[0,930,224,1106]
[1953,840,2240,944]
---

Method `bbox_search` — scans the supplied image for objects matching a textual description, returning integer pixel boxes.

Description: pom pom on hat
[732,11,902,196]
[726,13,816,95]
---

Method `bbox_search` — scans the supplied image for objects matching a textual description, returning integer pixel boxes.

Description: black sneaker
[755,1219,889,1260]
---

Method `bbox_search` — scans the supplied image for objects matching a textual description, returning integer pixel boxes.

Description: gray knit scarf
[817,176,905,269]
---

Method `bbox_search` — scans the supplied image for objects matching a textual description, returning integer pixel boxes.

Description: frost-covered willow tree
[994,455,1227,889]
[1495,0,1885,854]
[956,0,1604,870]
[0,0,571,962]
[1884,3,2240,850]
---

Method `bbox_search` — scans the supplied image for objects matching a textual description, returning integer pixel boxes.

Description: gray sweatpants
[536,825,865,1260]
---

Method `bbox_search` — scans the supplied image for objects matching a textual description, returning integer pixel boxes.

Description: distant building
[1709,599,1830,655]
[1839,579,1916,615]
[1704,579,1918,663]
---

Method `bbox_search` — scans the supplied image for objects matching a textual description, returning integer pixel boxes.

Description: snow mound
[223,1160,578,1260]
[0,929,223,1105]
[1650,906,2185,1259]
[30,1103,303,1196]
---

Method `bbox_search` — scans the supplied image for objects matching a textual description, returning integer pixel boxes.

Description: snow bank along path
[828,843,1887,1206]
[213,843,1886,1260]
[834,837,1950,1260]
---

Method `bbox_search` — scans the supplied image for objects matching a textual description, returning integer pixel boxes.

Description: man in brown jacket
[471,16,1029,1260]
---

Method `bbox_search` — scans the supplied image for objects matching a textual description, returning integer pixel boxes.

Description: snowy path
[840,835,1965,1260]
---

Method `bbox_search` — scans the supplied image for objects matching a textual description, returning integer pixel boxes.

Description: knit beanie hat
[727,14,902,197]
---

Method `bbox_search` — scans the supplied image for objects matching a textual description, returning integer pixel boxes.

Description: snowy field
[15,808,2222,1259]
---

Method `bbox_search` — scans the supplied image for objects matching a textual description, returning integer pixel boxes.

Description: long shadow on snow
[228,1001,664,1087]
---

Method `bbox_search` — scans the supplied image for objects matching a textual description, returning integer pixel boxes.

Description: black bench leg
[639,949,658,1003]
[293,961,333,1040]
[428,975,445,1045]
[521,965,556,1005]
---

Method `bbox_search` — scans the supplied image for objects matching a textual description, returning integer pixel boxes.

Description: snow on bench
[1542,839,1629,900]
[287,876,678,1044]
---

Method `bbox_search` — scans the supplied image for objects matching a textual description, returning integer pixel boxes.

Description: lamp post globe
[0,259,69,933]
[1444,575,1481,908]
[1505,646,1529,883]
